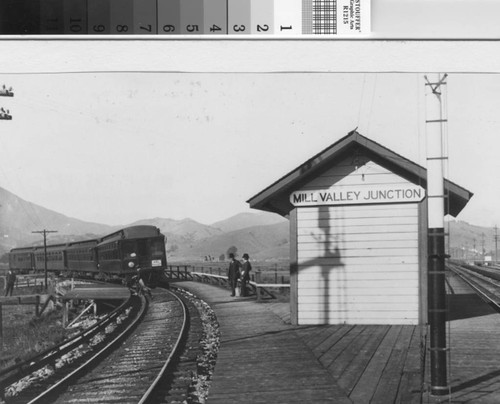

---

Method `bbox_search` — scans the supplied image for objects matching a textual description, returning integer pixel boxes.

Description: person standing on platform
[227,253,241,297]
[5,269,16,297]
[240,253,252,297]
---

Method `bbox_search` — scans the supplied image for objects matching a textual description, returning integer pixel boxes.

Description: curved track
[39,288,187,404]
[2,286,193,404]
[1,293,140,403]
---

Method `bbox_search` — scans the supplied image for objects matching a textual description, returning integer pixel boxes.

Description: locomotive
[8,225,168,287]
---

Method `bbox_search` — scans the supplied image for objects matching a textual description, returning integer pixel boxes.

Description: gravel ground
[176,288,221,404]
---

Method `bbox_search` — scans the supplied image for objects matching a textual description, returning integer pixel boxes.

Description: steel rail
[0,294,133,387]
[25,294,148,404]
[448,264,500,311]
[138,287,189,404]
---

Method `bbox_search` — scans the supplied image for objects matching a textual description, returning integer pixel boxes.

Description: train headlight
[128,261,135,268]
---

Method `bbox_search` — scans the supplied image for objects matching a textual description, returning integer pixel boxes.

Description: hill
[447,219,498,260]
[2,185,498,264]
[0,187,113,253]
[171,221,290,262]
[211,212,287,233]
[0,186,289,262]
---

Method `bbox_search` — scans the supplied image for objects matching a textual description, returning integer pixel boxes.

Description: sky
[0,72,499,228]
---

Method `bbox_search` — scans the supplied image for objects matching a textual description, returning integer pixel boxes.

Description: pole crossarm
[424,73,448,96]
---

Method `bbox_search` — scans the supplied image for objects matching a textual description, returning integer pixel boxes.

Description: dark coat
[241,261,252,280]
[6,271,16,285]
[227,259,241,282]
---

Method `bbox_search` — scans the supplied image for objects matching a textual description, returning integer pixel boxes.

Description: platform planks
[176,281,422,403]
[422,270,500,403]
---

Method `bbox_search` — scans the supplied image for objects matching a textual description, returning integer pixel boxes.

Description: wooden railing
[165,265,290,301]
[1,274,53,291]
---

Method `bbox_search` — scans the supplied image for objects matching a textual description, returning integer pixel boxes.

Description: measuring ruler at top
[0,0,370,36]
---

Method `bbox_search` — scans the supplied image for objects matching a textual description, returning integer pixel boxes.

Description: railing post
[255,271,262,302]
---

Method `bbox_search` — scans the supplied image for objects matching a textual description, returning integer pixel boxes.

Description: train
[8,225,168,287]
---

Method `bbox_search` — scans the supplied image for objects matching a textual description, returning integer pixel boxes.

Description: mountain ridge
[0,186,496,263]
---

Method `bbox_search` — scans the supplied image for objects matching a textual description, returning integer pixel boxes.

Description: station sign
[290,184,425,207]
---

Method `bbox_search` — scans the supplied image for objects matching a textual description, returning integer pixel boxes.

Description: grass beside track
[0,288,70,371]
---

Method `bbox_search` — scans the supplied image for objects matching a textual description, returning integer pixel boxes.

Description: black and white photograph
[0,36,500,404]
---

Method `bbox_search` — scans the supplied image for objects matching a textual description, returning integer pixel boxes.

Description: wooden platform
[176,281,422,403]
[423,270,500,403]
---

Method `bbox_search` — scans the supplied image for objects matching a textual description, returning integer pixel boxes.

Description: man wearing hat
[227,253,241,297]
[240,253,252,297]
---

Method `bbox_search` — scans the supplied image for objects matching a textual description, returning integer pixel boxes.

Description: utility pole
[495,226,498,264]
[481,233,485,260]
[32,230,58,290]
[425,73,449,396]
[0,84,14,120]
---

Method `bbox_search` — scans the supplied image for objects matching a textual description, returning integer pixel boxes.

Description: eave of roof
[247,130,473,217]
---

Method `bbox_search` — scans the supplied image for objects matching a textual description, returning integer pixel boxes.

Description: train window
[150,240,164,256]
[99,242,119,260]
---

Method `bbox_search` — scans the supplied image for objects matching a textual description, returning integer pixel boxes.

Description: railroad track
[448,262,500,310]
[1,286,204,404]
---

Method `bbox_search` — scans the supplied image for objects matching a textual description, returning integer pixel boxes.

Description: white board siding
[297,204,417,219]
[298,239,418,249]
[298,287,418,297]
[297,264,417,275]
[298,248,417,258]
[298,294,419,304]
[297,270,418,281]
[297,223,418,235]
[298,313,418,325]
[296,202,419,325]
[303,158,411,189]
[297,256,419,266]
[298,217,418,228]
[299,302,418,312]
[294,157,421,325]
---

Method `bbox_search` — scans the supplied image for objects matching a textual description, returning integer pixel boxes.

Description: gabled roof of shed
[247,130,473,218]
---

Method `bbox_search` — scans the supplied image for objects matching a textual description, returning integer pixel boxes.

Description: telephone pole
[495,226,498,263]
[32,229,58,289]
[425,73,449,396]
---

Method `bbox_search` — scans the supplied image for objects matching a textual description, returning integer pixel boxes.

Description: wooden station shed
[247,131,472,326]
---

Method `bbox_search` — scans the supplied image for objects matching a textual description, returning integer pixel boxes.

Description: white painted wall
[296,157,420,325]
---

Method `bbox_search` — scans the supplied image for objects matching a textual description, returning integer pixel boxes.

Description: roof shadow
[447,293,497,321]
